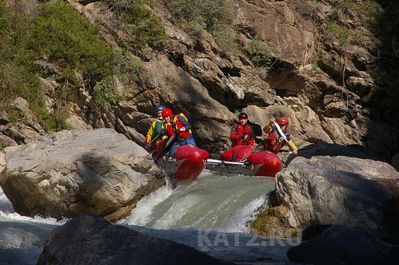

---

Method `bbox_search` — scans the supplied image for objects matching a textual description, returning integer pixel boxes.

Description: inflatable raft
[155,139,209,181]
[218,145,282,177]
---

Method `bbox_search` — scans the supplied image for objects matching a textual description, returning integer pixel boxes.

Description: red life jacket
[230,123,255,147]
[164,113,193,139]
[265,129,290,153]
[173,113,192,139]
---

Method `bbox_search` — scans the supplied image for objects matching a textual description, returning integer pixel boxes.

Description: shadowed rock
[287,225,399,265]
[37,215,232,265]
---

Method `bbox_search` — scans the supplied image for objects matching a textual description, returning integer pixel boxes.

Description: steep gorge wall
[1,0,399,163]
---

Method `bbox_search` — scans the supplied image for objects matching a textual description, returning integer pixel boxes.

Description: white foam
[151,193,199,229]
[0,186,66,225]
[121,185,174,226]
[218,195,268,233]
[0,211,66,225]
[0,186,14,213]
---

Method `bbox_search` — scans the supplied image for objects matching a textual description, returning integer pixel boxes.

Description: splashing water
[1,171,295,264]
[122,170,275,233]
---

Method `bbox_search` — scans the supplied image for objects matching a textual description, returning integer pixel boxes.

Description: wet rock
[287,225,399,265]
[37,215,232,265]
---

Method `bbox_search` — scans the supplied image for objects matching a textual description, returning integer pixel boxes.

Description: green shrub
[8,109,21,124]
[189,16,207,35]
[92,78,117,111]
[113,48,142,85]
[170,0,229,30]
[100,0,167,51]
[37,108,70,132]
[0,0,118,131]
[249,39,276,69]
[322,19,351,47]
[211,23,239,54]
[169,0,237,53]
[28,0,114,86]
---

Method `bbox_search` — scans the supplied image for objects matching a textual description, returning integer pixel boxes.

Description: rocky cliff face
[1,0,399,164]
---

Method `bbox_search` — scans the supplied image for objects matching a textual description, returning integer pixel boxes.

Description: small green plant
[92,78,117,111]
[37,108,70,132]
[170,0,230,30]
[113,48,142,85]
[322,19,351,47]
[189,16,207,35]
[101,0,167,51]
[8,109,21,124]
[0,0,120,131]
[249,38,277,69]
[211,23,239,54]
[169,0,237,51]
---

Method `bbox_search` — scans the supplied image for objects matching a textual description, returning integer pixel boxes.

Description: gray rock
[0,111,9,126]
[393,152,399,172]
[37,215,232,265]
[13,97,31,118]
[277,144,399,238]
[65,114,92,131]
[287,225,399,265]
[3,122,41,144]
[0,133,17,149]
[0,129,164,220]
[0,152,5,175]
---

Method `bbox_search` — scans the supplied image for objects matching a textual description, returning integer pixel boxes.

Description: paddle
[273,121,288,142]
[206,158,246,167]
[154,134,176,162]
[145,133,162,152]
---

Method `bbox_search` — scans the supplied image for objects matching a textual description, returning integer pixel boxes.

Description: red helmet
[161,108,173,118]
[238,112,248,120]
[277,117,289,126]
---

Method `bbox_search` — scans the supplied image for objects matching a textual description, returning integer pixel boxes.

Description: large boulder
[277,144,399,239]
[37,215,232,265]
[0,129,164,221]
[287,225,399,265]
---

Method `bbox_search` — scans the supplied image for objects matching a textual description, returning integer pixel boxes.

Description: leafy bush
[100,0,167,51]
[0,0,118,131]
[0,0,43,109]
[29,1,114,86]
[170,0,229,30]
[322,19,351,47]
[328,0,380,26]
[211,23,239,54]
[37,108,70,132]
[249,39,276,69]
[92,78,117,111]
[169,0,237,53]
[113,48,142,85]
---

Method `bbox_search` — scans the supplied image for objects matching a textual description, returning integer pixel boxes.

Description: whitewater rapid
[121,170,275,232]
[0,186,65,265]
[0,171,296,264]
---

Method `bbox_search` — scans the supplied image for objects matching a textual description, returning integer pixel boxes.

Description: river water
[0,170,299,265]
